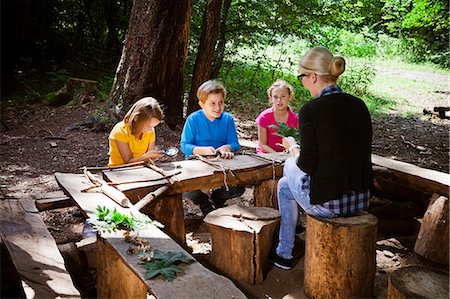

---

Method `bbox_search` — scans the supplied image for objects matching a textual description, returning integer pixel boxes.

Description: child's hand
[216,145,234,159]
[143,150,162,160]
[198,146,217,156]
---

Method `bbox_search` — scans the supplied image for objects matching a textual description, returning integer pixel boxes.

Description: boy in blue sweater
[181,80,244,215]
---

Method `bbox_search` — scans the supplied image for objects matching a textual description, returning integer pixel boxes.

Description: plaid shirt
[317,84,343,97]
[314,84,371,215]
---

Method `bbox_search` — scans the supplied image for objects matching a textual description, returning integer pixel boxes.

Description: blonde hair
[267,79,294,101]
[124,97,164,135]
[299,46,346,81]
[197,80,227,104]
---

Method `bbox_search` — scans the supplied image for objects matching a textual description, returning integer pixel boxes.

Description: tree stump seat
[387,266,449,299]
[304,212,378,299]
[204,204,280,285]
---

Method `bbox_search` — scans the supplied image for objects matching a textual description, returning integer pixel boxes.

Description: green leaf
[269,122,300,142]
[143,260,185,282]
[153,249,195,265]
[142,250,195,282]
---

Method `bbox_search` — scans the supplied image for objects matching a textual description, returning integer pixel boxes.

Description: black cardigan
[296,93,373,204]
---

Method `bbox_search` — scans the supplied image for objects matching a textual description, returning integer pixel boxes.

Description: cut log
[372,155,450,197]
[253,178,279,209]
[304,212,378,299]
[387,266,449,299]
[414,194,449,265]
[204,205,280,285]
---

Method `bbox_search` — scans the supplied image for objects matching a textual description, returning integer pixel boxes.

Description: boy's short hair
[197,80,227,103]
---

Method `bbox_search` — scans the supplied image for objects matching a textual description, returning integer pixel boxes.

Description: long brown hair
[124,97,164,135]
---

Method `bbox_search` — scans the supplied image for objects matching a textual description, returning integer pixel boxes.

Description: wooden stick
[242,151,284,164]
[147,161,176,185]
[80,170,182,192]
[134,186,170,211]
[81,160,147,171]
[83,168,134,208]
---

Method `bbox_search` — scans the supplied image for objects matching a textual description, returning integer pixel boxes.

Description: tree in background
[109,0,192,129]
[187,0,223,115]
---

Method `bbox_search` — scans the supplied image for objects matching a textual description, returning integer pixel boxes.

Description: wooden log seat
[387,266,449,299]
[304,212,378,299]
[414,193,449,265]
[204,205,280,285]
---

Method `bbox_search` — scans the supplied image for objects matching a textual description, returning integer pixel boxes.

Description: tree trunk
[187,0,222,116]
[109,0,192,129]
[210,0,232,79]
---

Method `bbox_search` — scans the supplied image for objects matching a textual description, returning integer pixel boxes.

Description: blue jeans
[276,158,336,259]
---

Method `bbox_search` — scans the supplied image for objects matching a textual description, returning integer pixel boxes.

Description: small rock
[383,250,395,258]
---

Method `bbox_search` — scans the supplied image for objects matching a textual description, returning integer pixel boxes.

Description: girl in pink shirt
[256,80,298,154]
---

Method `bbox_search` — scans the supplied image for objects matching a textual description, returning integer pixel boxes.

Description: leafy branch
[269,122,300,142]
[93,205,163,233]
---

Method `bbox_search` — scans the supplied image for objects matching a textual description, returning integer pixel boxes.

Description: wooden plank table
[54,172,247,299]
[101,153,288,244]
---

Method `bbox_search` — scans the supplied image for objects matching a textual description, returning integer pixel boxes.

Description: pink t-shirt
[255,108,299,154]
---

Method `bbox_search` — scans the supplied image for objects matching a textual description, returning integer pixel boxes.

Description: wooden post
[204,205,280,285]
[253,178,279,209]
[387,266,449,299]
[97,237,149,299]
[414,194,449,265]
[304,212,378,299]
[139,194,186,246]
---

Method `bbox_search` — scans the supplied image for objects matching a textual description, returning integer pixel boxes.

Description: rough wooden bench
[204,205,280,285]
[304,212,378,299]
[387,266,449,299]
[0,199,81,298]
[54,172,247,299]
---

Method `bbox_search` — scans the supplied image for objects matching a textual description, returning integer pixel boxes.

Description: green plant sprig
[94,205,163,233]
[269,122,300,142]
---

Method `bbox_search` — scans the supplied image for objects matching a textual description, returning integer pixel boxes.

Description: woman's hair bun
[329,56,346,77]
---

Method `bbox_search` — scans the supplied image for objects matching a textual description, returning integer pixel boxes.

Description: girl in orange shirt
[108,97,164,166]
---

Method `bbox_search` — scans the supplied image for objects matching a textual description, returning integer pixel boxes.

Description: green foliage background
[3,0,448,117]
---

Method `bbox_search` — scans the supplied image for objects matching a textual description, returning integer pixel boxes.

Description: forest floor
[0,67,448,298]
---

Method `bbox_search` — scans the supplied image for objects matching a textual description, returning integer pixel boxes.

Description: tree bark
[187,0,222,116]
[109,0,192,129]
[210,0,232,79]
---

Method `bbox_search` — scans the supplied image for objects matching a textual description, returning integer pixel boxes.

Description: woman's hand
[281,136,297,150]
[278,136,300,157]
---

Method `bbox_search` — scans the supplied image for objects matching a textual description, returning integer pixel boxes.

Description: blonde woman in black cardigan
[270,46,373,270]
